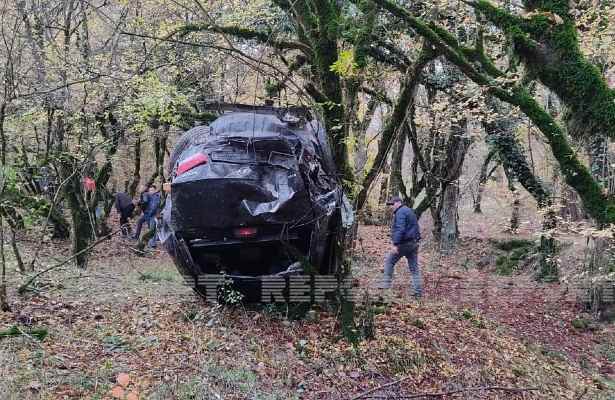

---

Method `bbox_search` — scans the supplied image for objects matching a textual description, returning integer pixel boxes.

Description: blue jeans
[134,214,154,239]
[384,241,422,296]
[148,219,158,248]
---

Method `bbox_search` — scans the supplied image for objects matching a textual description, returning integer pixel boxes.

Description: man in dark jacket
[379,196,422,297]
[115,191,135,237]
[132,184,160,242]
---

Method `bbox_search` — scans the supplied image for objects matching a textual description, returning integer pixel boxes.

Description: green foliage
[571,317,591,331]
[216,275,245,306]
[120,72,191,133]
[330,49,359,78]
[509,87,615,224]
[102,334,130,352]
[459,309,487,329]
[411,318,426,329]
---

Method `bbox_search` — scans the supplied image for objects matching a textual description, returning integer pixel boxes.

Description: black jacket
[115,192,133,211]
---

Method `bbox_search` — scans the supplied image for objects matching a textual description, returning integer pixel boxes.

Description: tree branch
[373,0,615,223]
[176,23,314,57]
[355,43,434,210]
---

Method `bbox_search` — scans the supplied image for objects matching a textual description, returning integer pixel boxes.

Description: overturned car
[158,104,353,301]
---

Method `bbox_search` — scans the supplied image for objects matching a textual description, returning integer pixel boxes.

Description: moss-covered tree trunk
[64,175,95,269]
[432,120,470,249]
[0,215,8,311]
[438,181,460,252]
[128,135,142,198]
[389,132,405,199]
[483,97,550,207]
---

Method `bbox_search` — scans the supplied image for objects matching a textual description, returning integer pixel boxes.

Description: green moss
[411,318,426,329]
[476,0,615,142]
[571,317,590,331]
[377,0,615,223]
[524,0,569,16]
[493,239,534,252]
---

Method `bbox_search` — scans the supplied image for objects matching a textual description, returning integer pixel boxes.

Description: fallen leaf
[126,391,139,400]
[111,385,125,399]
[117,373,131,387]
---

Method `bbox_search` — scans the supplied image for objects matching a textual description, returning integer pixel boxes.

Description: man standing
[379,196,422,298]
[114,191,135,237]
[132,184,160,242]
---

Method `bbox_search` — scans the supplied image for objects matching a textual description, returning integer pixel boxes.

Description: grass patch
[137,269,180,283]
[494,241,535,276]
[381,336,428,375]
[149,365,297,400]
[596,342,615,362]
[458,308,487,329]
[102,334,131,352]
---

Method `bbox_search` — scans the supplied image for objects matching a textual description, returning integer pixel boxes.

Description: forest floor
[0,224,614,400]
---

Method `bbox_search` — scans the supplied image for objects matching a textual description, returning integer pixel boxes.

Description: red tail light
[177,153,208,176]
[233,227,258,238]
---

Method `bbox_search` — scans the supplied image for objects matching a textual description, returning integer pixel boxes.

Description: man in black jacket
[378,196,422,298]
[115,191,135,237]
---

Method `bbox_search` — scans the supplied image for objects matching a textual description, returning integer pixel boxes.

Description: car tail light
[177,153,208,176]
[233,227,258,238]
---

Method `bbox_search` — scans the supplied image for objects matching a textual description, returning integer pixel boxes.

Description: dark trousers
[133,213,154,239]
[119,204,135,236]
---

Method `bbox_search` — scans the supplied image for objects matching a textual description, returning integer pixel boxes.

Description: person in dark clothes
[145,188,161,248]
[378,196,422,298]
[132,184,161,241]
[115,191,135,237]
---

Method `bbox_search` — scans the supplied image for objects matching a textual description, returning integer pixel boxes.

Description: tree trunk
[8,223,24,274]
[63,172,95,269]
[0,215,9,311]
[438,180,460,252]
[378,162,390,206]
[432,120,470,249]
[0,102,6,166]
[129,136,142,197]
[474,150,497,213]
[353,99,378,175]
[504,173,520,233]
[389,132,405,199]
[510,188,520,232]
[587,134,609,187]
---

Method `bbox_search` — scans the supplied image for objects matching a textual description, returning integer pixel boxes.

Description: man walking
[379,196,422,298]
[114,191,135,237]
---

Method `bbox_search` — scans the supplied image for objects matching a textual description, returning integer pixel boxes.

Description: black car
[159,104,353,301]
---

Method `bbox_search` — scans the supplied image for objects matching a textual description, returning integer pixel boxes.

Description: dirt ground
[1,217,614,400]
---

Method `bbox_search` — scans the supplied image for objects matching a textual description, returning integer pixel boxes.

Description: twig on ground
[357,385,540,399]
[574,386,588,400]
[351,376,412,400]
